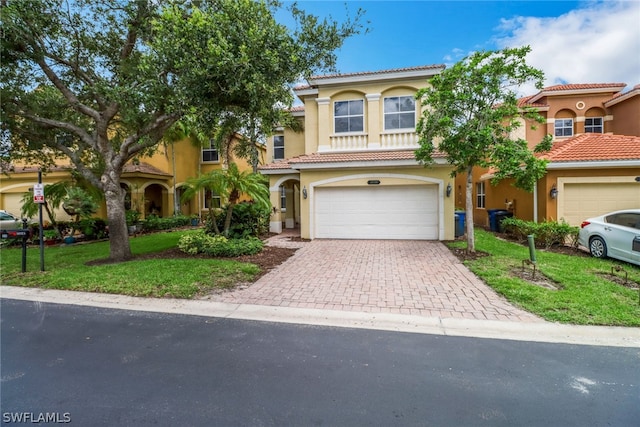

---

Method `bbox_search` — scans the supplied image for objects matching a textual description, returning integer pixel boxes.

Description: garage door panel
[562,182,640,226]
[315,185,438,240]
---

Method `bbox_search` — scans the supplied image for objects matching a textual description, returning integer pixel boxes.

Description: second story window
[554,119,573,137]
[384,96,415,130]
[334,100,364,133]
[202,139,219,163]
[273,135,284,160]
[585,117,603,133]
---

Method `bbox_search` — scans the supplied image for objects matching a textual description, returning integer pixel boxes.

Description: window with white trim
[383,96,415,130]
[584,117,603,133]
[280,186,287,212]
[334,99,364,133]
[273,135,284,160]
[202,139,219,162]
[554,119,573,137]
[476,182,486,209]
[204,189,221,209]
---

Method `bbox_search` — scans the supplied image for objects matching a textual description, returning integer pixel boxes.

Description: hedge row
[500,217,579,249]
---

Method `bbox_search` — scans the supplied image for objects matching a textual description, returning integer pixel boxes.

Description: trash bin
[454,211,466,237]
[495,210,513,232]
[487,209,502,231]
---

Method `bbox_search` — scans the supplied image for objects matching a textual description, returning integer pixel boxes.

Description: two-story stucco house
[0,135,263,222]
[459,83,640,228]
[261,64,459,241]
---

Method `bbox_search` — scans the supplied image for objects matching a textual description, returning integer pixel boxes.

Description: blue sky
[282,0,640,96]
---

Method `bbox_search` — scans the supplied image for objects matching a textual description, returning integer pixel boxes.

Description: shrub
[204,202,270,238]
[142,215,191,231]
[178,230,264,256]
[501,217,579,249]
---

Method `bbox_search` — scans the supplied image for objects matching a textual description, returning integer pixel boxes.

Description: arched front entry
[269,175,300,233]
[144,183,166,217]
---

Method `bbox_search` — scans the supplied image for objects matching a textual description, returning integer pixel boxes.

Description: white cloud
[494,0,640,96]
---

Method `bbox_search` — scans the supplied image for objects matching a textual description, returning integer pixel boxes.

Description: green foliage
[62,187,99,220]
[178,230,263,257]
[125,210,141,226]
[1,0,363,261]
[204,201,270,238]
[501,217,579,249]
[182,163,270,236]
[141,215,191,232]
[415,46,552,252]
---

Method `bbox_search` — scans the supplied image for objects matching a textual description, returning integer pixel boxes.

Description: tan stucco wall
[609,96,640,136]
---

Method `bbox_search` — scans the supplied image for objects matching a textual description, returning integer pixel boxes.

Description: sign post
[36,172,45,271]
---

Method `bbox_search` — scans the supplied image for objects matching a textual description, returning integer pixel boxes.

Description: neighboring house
[0,135,264,221]
[458,83,640,228]
[261,64,458,240]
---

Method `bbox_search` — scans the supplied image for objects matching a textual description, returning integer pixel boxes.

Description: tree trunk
[102,172,132,261]
[223,200,237,237]
[465,167,475,253]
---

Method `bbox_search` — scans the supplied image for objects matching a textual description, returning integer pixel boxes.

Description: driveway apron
[207,237,541,322]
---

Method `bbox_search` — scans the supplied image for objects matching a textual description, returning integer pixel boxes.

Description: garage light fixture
[549,185,558,199]
[446,183,452,198]
[302,186,307,199]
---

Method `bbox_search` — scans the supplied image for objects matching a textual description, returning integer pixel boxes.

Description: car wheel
[589,236,607,259]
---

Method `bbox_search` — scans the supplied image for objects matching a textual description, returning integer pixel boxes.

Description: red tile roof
[539,134,640,162]
[541,83,626,92]
[123,162,172,176]
[259,150,446,170]
[309,64,445,81]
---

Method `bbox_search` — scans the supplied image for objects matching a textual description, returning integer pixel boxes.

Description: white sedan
[578,209,640,266]
[0,210,23,231]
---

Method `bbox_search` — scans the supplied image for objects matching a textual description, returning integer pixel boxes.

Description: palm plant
[181,163,270,237]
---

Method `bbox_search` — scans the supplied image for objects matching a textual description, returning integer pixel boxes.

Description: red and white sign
[33,183,45,203]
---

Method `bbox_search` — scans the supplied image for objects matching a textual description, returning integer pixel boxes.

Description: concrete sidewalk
[2,286,639,348]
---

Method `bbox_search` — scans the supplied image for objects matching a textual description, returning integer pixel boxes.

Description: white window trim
[476,182,486,209]
[279,186,287,212]
[203,190,221,210]
[554,118,574,138]
[334,99,365,134]
[383,95,416,131]
[202,140,220,163]
[273,135,285,160]
[584,117,603,133]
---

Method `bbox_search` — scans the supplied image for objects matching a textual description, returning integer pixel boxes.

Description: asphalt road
[1,298,639,426]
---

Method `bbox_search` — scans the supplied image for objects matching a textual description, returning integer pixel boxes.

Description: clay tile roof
[289,105,305,112]
[542,83,626,91]
[517,95,548,108]
[259,150,447,170]
[539,134,640,162]
[309,64,445,81]
[123,162,172,176]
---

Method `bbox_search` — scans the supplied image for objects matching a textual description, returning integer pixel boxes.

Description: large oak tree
[1,0,364,260]
[415,46,552,252]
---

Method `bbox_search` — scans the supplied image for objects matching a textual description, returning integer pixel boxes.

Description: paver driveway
[207,235,541,322]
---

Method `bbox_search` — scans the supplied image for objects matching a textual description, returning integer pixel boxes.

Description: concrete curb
[2,286,639,348]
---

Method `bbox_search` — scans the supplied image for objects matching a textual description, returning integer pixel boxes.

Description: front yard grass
[0,230,259,299]
[449,228,640,326]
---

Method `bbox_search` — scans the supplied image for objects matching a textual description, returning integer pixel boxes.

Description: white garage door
[314,185,439,239]
[561,182,640,226]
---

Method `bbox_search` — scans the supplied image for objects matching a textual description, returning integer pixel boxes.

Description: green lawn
[1,228,639,326]
[449,228,640,326]
[0,230,259,299]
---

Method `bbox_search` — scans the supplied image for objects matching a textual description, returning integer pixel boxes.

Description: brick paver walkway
[206,233,541,322]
